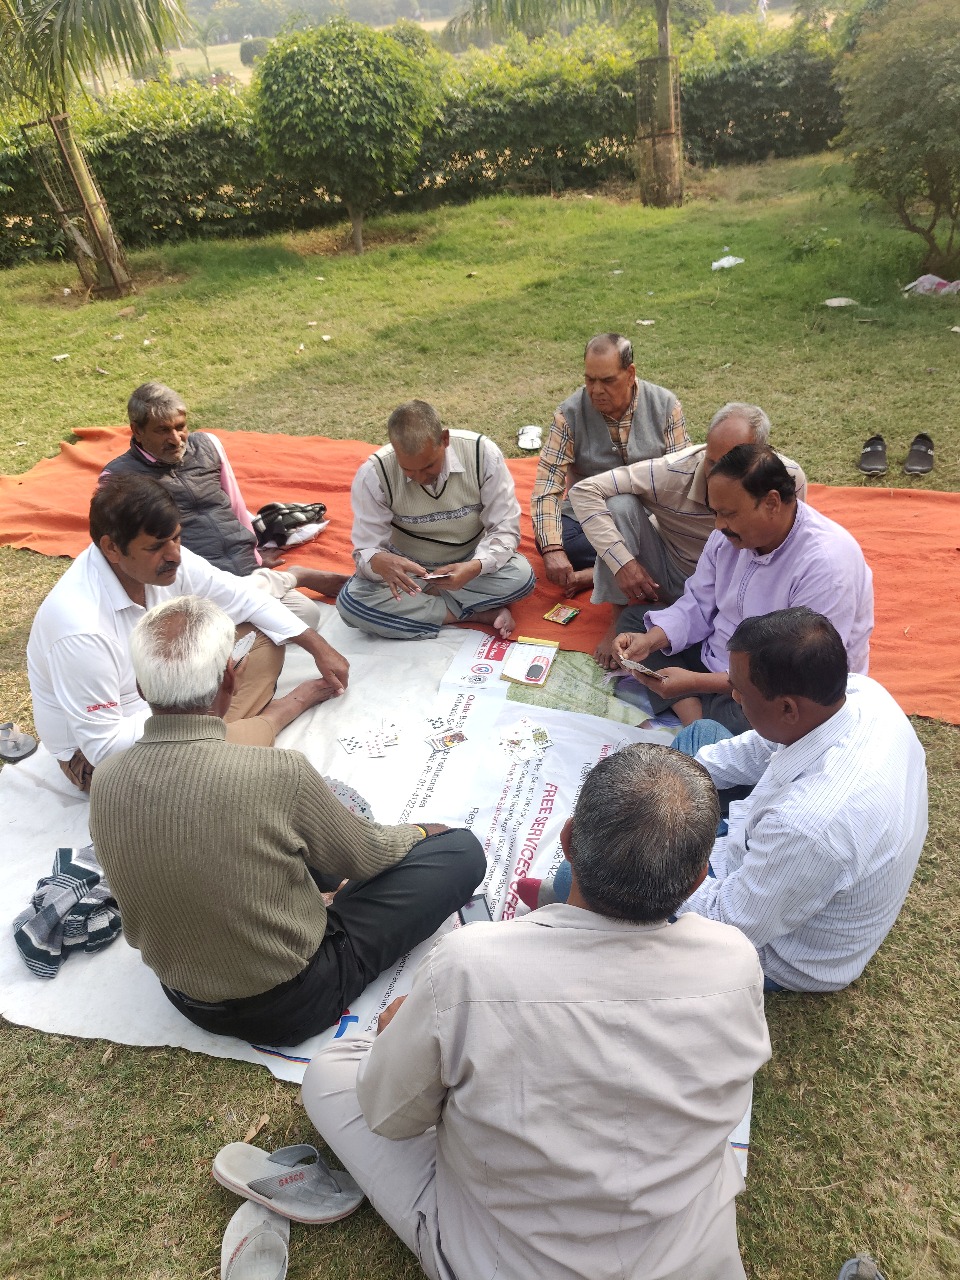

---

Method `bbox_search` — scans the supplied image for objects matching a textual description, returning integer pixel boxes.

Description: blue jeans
[549,720,736,906]
[561,513,597,571]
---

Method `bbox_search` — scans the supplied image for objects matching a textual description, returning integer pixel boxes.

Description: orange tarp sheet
[2,426,958,724]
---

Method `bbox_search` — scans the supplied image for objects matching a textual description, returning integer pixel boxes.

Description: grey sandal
[213,1142,364,1224]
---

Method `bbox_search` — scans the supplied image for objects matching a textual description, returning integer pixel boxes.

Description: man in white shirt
[301,743,771,1280]
[27,473,350,791]
[337,400,534,640]
[568,403,807,666]
[679,607,927,992]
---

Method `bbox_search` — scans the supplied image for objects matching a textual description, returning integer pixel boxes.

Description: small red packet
[543,603,580,625]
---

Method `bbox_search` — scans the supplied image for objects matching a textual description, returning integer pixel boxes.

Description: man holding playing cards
[337,400,535,641]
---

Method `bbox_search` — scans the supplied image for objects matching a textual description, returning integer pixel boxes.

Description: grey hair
[707,402,771,447]
[128,383,187,432]
[387,400,444,454]
[584,332,634,369]
[130,596,235,712]
[569,744,719,923]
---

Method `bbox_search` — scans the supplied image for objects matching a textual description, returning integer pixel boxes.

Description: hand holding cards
[619,657,668,683]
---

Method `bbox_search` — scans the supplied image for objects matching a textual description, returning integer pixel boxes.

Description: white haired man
[89,595,485,1046]
[301,744,771,1280]
[569,403,807,666]
[337,400,535,641]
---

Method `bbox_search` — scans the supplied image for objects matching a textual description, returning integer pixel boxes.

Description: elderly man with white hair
[568,403,807,667]
[89,595,485,1047]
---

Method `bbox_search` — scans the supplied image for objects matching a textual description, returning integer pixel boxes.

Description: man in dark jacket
[102,383,346,624]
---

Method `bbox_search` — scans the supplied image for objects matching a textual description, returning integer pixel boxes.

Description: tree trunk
[648,0,682,208]
[50,115,135,296]
[348,206,364,254]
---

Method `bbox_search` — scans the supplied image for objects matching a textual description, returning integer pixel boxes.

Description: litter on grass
[51,354,69,362]
[636,319,656,326]
[712,256,744,271]
[824,298,859,307]
[903,274,960,295]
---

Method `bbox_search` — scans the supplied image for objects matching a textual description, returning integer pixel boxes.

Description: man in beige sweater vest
[89,595,485,1046]
[337,400,535,640]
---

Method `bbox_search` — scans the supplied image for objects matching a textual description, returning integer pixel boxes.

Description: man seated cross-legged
[336,400,535,641]
[301,744,771,1280]
[89,595,485,1046]
[612,444,874,731]
[26,474,350,793]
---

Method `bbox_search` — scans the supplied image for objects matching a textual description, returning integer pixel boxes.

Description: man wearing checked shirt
[530,332,689,606]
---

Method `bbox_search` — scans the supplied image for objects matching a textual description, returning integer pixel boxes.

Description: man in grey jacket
[302,744,771,1280]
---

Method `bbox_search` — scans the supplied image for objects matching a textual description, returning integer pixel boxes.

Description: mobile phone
[525,661,546,681]
[421,571,454,581]
[231,632,256,667]
[457,894,494,926]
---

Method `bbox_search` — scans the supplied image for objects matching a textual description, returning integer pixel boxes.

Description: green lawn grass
[1,154,958,1279]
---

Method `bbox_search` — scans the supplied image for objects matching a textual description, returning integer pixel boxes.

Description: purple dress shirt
[645,501,874,674]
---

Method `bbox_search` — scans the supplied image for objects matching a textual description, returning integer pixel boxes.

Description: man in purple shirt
[613,445,874,731]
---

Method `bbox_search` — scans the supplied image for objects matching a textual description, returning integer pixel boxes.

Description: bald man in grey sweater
[90,595,484,1047]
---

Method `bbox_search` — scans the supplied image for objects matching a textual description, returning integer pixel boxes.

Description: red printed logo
[85,701,118,712]
[277,1172,306,1188]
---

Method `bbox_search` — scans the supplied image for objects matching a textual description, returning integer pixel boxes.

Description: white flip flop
[517,425,542,451]
[212,1142,364,1225]
[221,1200,289,1280]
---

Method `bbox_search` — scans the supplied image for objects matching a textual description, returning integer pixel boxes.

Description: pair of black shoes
[858,433,934,476]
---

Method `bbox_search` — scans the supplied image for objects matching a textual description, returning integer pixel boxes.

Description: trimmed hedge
[0,30,844,267]
[682,45,842,165]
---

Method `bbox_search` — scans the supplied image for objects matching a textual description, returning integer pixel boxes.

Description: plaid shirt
[531,381,689,552]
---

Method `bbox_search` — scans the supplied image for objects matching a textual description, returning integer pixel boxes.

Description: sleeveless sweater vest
[374,431,485,567]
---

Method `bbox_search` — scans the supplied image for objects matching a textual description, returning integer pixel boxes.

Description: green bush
[0,83,337,266]
[682,43,842,165]
[239,37,270,66]
[412,30,636,199]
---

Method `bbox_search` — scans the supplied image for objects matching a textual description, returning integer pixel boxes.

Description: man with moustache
[612,445,873,730]
[26,474,350,792]
[102,382,346,626]
[530,333,689,598]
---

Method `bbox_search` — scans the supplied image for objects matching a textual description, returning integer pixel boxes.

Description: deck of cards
[500,717,553,764]
[338,719,401,758]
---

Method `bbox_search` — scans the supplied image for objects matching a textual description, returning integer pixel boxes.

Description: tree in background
[457,0,690,206]
[839,0,960,277]
[190,14,224,73]
[0,0,185,293]
[239,35,270,65]
[255,19,438,252]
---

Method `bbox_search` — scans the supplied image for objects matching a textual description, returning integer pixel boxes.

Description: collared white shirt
[27,544,305,766]
[678,676,928,991]
[351,437,520,579]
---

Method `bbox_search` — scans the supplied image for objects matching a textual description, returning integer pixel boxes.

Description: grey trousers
[301,1037,747,1280]
[336,554,536,640]
[591,495,689,607]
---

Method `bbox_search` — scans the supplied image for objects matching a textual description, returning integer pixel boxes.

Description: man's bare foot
[289,567,350,597]
[259,678,337,735]
[593,606,624,671]
[564,567,595,598]
[674,696,704,727]
[469,605,516,639]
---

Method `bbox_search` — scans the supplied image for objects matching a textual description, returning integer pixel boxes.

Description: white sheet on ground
[0,610,751,1172]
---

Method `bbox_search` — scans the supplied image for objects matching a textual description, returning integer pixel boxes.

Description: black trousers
[163,829,485,1047]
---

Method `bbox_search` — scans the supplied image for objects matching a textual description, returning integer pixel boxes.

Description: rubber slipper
[221,1200,289,1280]
[857,435,887,475]
[517,425,542,451]
[837,1254,885,1280]
[903,432,934,474]
[0,721,38,764]
[213,1142,364,1225]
